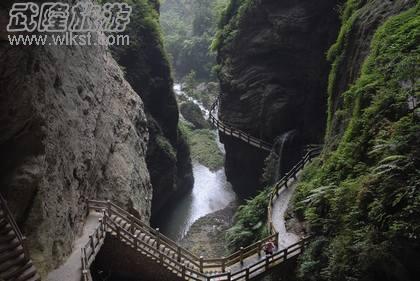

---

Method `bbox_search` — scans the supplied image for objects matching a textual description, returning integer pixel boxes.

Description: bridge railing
[267,147,322,234]
[81,216,107,281]
[209,98,273,151]
[87,200,203,268]
[80,146,322,280]
[82,210,311,281]
[85,200,281,274]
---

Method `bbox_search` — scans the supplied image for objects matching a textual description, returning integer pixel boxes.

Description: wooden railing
[80,147,323,280]
[81,216,107,281]
[209,98,273,151]
[267,148,321,234]
[81,201,309,280]
[81,208,310,281]
[0,194,30,258]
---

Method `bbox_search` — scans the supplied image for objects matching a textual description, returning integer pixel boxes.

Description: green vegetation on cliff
[211,0,255,51]
[225,189,270,252]
[295,5,420,281]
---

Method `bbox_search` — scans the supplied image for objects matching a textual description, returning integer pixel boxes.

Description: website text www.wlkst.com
[8,32,129,46]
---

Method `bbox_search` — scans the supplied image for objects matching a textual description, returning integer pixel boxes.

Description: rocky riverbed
[180,202,238,258]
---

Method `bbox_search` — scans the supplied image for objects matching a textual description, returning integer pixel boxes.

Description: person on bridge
[264,240,275,256]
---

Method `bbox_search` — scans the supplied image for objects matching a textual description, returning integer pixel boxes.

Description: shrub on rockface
[295,5,420,281]
[225,188,270,252]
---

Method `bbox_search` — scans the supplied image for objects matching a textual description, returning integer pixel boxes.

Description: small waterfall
[274,130,296,181]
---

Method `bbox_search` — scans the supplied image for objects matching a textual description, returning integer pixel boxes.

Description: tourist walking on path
[264,240,276,256]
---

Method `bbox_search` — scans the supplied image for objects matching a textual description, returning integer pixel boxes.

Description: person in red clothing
[264,240,275,256]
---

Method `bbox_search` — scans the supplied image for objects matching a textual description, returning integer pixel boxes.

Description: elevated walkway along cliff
[71,149,320,281]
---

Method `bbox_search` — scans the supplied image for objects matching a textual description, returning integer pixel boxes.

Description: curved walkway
[209,98,273,151]
[271,172,302,249]
[47,212,102,281]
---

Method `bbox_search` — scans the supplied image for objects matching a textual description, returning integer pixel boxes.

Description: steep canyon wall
[215,0,340,194]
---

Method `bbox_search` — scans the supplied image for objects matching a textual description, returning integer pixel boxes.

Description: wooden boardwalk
[209,98,272,152]
[79,149,321,281]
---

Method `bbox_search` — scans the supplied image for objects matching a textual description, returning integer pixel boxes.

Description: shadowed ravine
[152,85,237,242]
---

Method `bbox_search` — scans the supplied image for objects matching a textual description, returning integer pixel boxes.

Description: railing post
[159,250,164,264]
[155,228,160,250]
[22,236,30,258]
[245,266,250,280]
[227,271,231,281]
[129,215,135,234]
[265,255,270,270]
[107,200,111,215]
[102,216,107,233]
[134,232,138,248]
[240,247,244,266]
[300,239,306,251]
[257,240,262,257]
[90,235,95,255]
[177,246,182,262]
[116,225,120,240]
[82,248,87,267]
[182,264,186,279]
[221,256,226,272]
[284,248,288,260]
[95,225,100,243]
[274,234,279,248]
[200,256,204,273]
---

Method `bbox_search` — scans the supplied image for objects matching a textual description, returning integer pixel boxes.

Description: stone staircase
[0,197,40,281]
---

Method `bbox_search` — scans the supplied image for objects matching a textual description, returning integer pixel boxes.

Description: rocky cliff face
[110,0,193,216]
[0,43,152,276]
[215,0,340,195]
[0,2,155,276]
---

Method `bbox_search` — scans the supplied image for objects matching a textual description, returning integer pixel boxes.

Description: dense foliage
[225,188,270,252]
[160,0,227,81]
[294,4,420,281]
[211,0,255,52]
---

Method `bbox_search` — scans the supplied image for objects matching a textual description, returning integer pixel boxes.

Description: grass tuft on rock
[179,121,224,171]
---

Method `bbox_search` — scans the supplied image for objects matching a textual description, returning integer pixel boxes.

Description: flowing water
[153,84,237,241]
[274,130,296,181]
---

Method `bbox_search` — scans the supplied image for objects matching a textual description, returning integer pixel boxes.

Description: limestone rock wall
[215,0,340,194]
[0,29,152,278]
[109,0,193,216]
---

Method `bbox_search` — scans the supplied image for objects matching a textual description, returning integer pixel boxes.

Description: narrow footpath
[271,172,302,249]
[47,212,102,281]
[228,173,303,273]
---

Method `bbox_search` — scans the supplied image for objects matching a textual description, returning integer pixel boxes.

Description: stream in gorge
[153,84,238,242]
